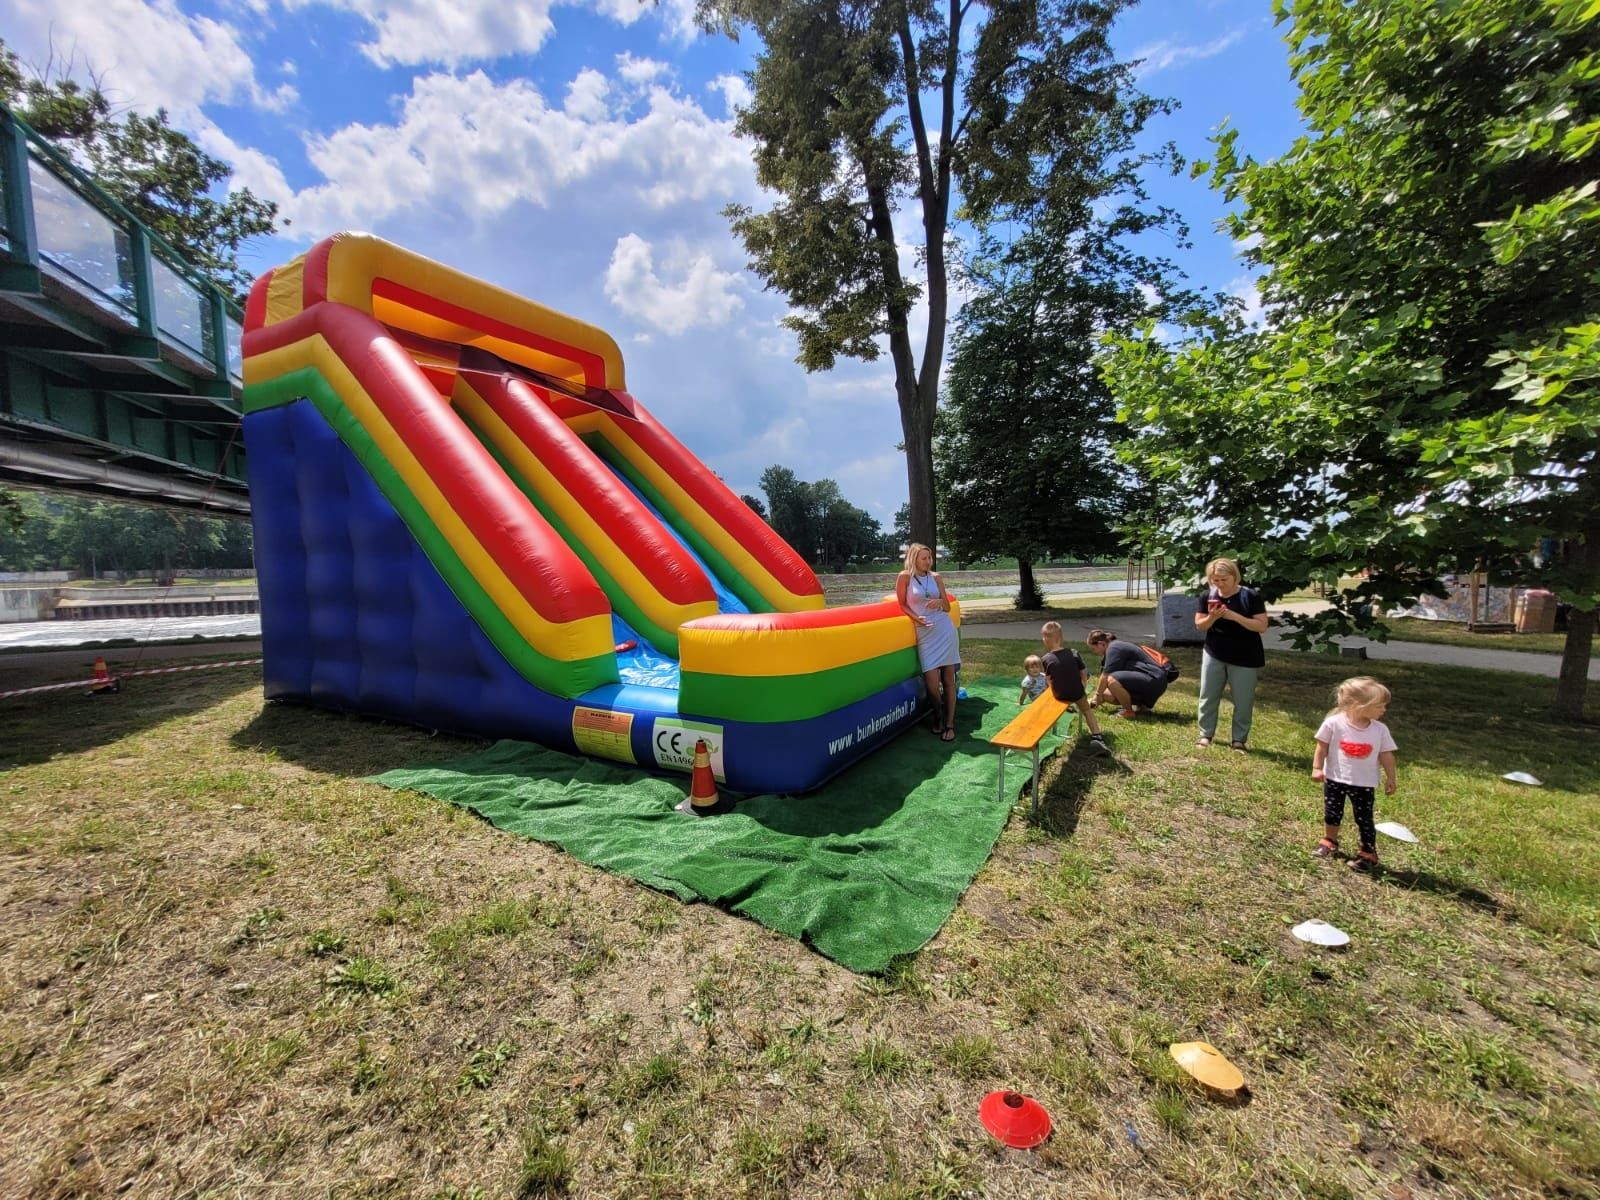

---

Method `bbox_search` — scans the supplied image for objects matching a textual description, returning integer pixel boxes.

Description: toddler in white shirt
[1311,677,1399,872]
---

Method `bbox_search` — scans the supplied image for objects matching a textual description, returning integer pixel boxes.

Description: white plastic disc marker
[1375,821,1418,844]
[1501,771,1543,786]
[1291,919,1350,947]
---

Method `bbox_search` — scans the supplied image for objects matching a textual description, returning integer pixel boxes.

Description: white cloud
[1134,29,1247,77]
[278,69,755,233]
[604,234,743,334]
[286,0,700,68]
[565,68,611,122]
[195,125,298,211]
[6,0,290,119]
[616,53,670,86]
[633,0,699,44]
[709,73,752,116]
[261,81,299,112]
[588,0,652,26]
[284,0,559,68]
[1228,273,1266,327]
[834,451,906,519]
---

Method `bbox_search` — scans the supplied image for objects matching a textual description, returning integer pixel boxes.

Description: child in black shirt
[1040,622,1111,757]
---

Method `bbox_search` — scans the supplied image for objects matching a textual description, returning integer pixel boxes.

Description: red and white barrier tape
[121,658,262,678]
[0,658,262,700]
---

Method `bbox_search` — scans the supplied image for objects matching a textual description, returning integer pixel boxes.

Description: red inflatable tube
[463,372,717,608]
[611,405,821,602]
[683,599,911,633]
[246,305,610,627]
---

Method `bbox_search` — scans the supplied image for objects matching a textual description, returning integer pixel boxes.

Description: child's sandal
[1312,838,1338,859]
[1349,849,1380,873]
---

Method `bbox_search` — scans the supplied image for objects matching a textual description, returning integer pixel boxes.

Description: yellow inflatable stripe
[680,616,914,676]
[247,336,614,662]
[370,297,592,389]
[320,235,626,388]
[453,381,718,636]
[265,257,306,326]
[578,412,820,612]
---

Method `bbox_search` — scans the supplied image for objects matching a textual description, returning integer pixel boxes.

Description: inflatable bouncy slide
[241,234,957,794]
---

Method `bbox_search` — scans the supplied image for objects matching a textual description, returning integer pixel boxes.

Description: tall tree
[1,39,277,304]
[0,488,26,538]
[891,502,912,554]
[758,464,817,558]
[700,0,1142,551]
[935,54,1187,608]
[1100,0,1600,717]
[757,464,882,569]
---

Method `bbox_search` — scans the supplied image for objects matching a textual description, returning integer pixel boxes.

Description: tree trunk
[902,400,937,550]
[863,177,938,552]
[1553,605,1594,720]
[1016,557,1042,610]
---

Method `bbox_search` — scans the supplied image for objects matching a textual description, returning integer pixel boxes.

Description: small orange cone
[88,656,120,695]
[676,739,731,816]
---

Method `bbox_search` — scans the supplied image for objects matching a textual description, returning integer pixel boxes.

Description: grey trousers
[1197,651,1259,744]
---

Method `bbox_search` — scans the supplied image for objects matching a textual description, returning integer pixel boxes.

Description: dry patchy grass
[0,644,1596,1198]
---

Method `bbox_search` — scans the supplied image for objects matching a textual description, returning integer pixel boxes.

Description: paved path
[958,597,1596,681]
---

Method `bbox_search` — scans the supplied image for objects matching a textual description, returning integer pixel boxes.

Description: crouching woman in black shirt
[1194,557,1269,752]
[1085,629,1170,717]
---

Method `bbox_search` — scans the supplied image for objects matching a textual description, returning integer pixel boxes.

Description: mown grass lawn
[1372,617,1588,658]
[0,642,1596,1198]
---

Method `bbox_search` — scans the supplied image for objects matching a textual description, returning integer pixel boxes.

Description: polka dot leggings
[1323,780,1377,852]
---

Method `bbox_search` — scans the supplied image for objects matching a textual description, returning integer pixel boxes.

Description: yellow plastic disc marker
[1169,1041,1245,1092]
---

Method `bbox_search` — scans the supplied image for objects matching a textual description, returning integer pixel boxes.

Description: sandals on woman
[1231,740,1248,753]
[1349,849,1380,873]
[940,727,956,742]
[1195,735,1213,749]
[1312,837,1338,859]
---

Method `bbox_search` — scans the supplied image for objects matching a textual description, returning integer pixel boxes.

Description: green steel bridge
[0,106,249,516]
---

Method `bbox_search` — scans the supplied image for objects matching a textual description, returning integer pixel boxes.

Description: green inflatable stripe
[680,647,919,724]
[244,369,617,698]
[462,415,680,658]
[583,436,773,614]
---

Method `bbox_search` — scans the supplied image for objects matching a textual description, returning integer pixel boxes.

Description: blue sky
[6,0,1299,522]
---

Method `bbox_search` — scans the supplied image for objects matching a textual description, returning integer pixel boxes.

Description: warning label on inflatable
[572,707,636,764]
[651,718,725,781]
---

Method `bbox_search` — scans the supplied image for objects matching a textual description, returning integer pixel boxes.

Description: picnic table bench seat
[988,691,1077,810]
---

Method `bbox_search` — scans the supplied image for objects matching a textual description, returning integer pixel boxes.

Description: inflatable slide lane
[241,233,958,794]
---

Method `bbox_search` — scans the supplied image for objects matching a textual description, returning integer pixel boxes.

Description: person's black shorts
[1111,671,1166,709]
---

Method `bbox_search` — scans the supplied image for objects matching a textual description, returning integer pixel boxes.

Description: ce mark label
[651,719,725,781]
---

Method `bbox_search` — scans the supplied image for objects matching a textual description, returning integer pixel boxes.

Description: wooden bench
[989,692,1077,812]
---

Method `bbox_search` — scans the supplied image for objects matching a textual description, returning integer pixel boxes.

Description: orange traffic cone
[88,656,120,695]
[676,739,731,816]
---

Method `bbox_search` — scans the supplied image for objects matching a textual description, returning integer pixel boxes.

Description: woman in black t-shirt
[1193,557,1269,751]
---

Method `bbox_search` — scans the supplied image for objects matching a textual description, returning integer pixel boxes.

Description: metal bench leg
[1031,745,1041,817]
[997,747,1007,804]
